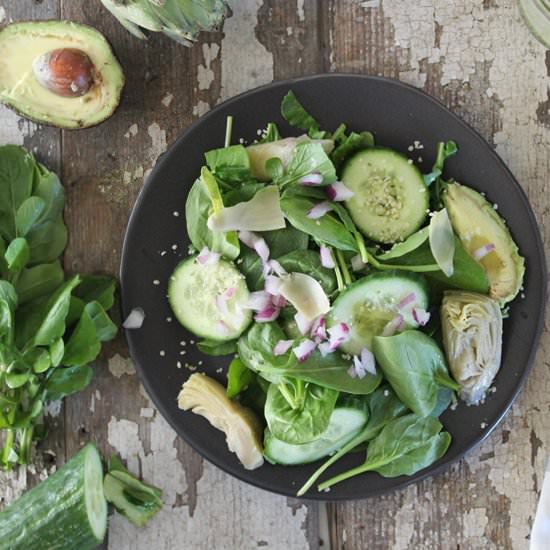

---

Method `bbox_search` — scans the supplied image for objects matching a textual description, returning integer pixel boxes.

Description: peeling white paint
[192,100,211,117]
[197,43,220,91]
[161,93,174,107]
[219,0,274,101]
[140,407,155,418]
[0,107,37,146]
[108,354,135,378]
[44,399,62,417]
[108,417,143,475]
[462,507,489,541]
[147,122,167,163]
[124,123,138,139]
[0,7,6,23]
[297,0,305,22]
[0,467,27,507]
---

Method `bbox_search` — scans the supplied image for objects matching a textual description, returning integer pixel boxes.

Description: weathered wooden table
[1,1,549,548]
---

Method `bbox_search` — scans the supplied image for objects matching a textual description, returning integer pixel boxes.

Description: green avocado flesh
[0,21,124,129]
[342,148,429,244]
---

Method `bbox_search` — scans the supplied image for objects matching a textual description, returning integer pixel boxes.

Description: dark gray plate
[120,74,546,500]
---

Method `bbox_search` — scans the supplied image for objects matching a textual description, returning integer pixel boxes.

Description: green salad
[172,91,525,495]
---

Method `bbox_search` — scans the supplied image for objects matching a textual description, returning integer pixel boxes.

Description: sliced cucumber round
[328,271,428,355]
[342,148,428,243]
[264,405,368,465]
[168,256,252,341]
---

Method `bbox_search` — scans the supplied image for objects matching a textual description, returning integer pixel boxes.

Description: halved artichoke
[101,0,228,46]
[441,291,503,405]
[178,373,264,470]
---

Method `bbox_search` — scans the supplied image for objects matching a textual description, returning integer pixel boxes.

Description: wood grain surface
[1,1,549,549]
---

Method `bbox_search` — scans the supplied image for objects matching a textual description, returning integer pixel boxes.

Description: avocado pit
[33,48,96,98]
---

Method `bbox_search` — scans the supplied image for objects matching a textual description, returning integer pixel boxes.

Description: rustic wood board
[0,1,548,549]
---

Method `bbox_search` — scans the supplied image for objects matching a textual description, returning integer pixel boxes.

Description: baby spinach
[265,379,338,444]
[237,322,382,394]
[205,144,251,183]
[297,385,407,495]
[223,182,265,206]
[226,357,255,398]
[280,141,337,187]
[15,261,64,305]
[45,365,94,401]
[258,122,281,143]
[330,131,374,170]
[372,331,459,417]
[280,196,357,252]
[317,414,451,490]
[281,90,322,134]
[5,238,29,275]
[197,338,237,356]
[185,174,239,260]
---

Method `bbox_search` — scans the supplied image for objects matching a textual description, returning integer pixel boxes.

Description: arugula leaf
[197,338,237,356]
[45,365,93,401]
[280,142,337,186]
[15,261,64,305]
[205,144,252,183]
[265,379,338,444]
[330,131,374,169]
[226,356,255,398]
[281,90,321,133]
[428,141,458,209]
[372,331,459,417]
[258,122,281,143]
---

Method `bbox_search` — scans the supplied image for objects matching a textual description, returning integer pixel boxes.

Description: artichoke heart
[178,373,264,470]
[441,291,502,405]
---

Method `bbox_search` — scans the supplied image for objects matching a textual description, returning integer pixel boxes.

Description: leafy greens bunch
[0,145,117,469]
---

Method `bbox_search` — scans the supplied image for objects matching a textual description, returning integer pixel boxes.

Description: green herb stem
[335,249,352,285]
[224,115,234,148]
[317,462,374,491]
[333,261,345,292]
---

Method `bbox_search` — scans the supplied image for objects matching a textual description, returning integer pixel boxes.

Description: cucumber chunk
[342,148,428,243]
[264,405,368,465]
[0,443,107,550]
[328,271,429,355]
[168,256,252,341]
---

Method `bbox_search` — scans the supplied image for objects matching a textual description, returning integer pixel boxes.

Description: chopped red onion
[122,307,145,329]
[347,364,359,379]
[350,255,366,272]
[223,287,236,299]
[360,348,377,376]
[271,294,287,308]
[472,243,495,261]
[254,306,280,323]
[294,311,313,335]
[398,292,417,310]
[265,275,282,295]
[293,339,317,362]
[197,246,221,266]
[238,230,261,249]
[246,291,272,311]
[320,246,336,269]
[254,238,270,263]
[299,172,323,186]
[273,339,294,356]
[326,181,354,202]
[310,316,327,341]
[267,259,287,277]
[327,323,350,350]
[318,341,333,357]
[382,314,404,337]
[307,201,332,219]
[412,308,431,327]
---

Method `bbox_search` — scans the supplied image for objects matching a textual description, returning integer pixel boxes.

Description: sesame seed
[493,204,498,210]
[198,360,203,366]
[180,350,186,355]
[153,279,160,285]
[166,317,172,322]
[171,244,178,251]
[383,390,390,397]
[417,156,423,162]
[407,159,413,164]
[190,340,195,344]
[180,341,186,346]
[256,129,262,136]
[480,422,487,429]
[173,211,179,217]
[521,293,526,299]
[216,368,223,373]
[177,361,182,368]
[407,145,414,152]
[160,251,167,256]
[160,350,165,356]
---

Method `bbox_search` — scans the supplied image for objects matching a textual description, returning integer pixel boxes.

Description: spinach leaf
[49,338,64,367]
[15,261,64,305]
[226,357,255,398]
[15,276,80,348]
[430,387,454,418]
[205,144,251,183]
[330,131,374,170]
[23,348,51,374]
[185,176,239,260]
[32,167,65,222]
[26,219,68,266]
[85,301,117,342]
[372,331,459,417]
[197,338,237,356]
[317,414,450,490]
[223,182,265,206]
[62,304,101,366]
[0,146,35,241]
[280,196,357,252]
[264,379,338,444]
[73,275,116,311]
[281,142,337,186]
[381,235,489,293]
[238,323,382,394]
[5,238,29,273]
[0,281,18,312]
[277,250,336,294]
[15,197,46,237]
[281,90,321,133]
[296,385,407,495]
[45,365,94,401]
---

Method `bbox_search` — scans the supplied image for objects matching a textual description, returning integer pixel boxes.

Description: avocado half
[0,20,125,129]
[443,182,525,304]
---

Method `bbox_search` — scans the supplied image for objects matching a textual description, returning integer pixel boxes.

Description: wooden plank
[58,1,324,548]
[0,0,65,508]
[324,1,550,549]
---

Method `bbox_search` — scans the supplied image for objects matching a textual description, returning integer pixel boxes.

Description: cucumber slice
[0,443,107,550]
[342,148,428,243]
[264,405,368,465]
[168,256,252,341]
[328,271,428,355]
